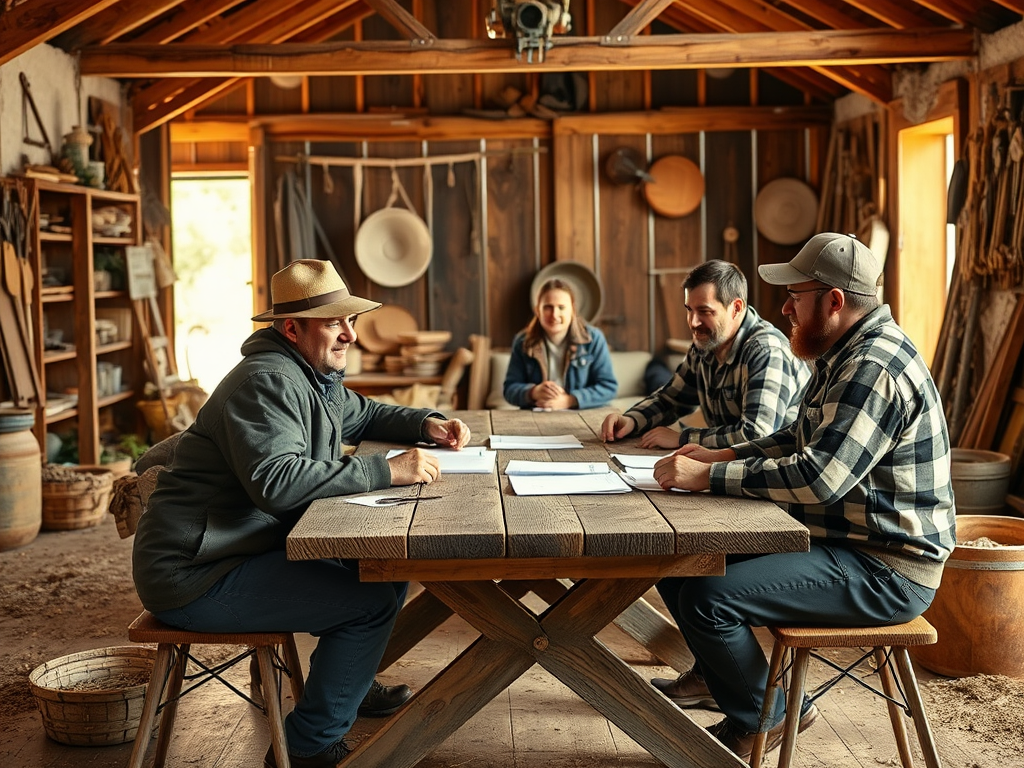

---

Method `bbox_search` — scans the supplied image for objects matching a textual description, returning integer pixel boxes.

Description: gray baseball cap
[758,233,882,295]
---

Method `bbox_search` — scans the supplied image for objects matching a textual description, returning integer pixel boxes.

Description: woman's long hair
[523,278,590,348]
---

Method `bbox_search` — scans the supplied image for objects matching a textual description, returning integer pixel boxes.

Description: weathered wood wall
[170,2,829,355]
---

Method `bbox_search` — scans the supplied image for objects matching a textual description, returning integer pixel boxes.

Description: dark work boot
[357,679,413,717]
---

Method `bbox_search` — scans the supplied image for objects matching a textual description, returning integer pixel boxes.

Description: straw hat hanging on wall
[754,178,819,246]
[355,168,432,288]
[530,261,604,324]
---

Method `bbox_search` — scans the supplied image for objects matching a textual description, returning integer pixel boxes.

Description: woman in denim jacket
[503,278,617,409]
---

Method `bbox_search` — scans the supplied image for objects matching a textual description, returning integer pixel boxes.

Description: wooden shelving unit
[16,178,147,464]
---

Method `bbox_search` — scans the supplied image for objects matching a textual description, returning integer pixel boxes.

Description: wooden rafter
[133,1,370,133]
[364,0,436,40]
[988,0,1024,14]
[85,28,975,79]
[133,0,354,123]
[681,0,895,102]
[650,2,843,100]
[0,0,120,68]
[606,0,678,39]
[53,0,189,49]
[904,0,979,26]
[823,0,934,29]
[130,0,254,45]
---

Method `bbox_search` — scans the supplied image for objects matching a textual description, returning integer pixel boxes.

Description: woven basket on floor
[29,646,157,746]
[41,466,114,530]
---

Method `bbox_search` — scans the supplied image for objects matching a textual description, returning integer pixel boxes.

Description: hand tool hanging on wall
[19,72,54,158]
[0,183,42,405]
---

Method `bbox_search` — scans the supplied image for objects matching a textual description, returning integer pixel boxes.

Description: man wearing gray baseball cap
[649,233,956,761]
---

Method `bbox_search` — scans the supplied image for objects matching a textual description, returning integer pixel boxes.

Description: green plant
[118,433,150,462]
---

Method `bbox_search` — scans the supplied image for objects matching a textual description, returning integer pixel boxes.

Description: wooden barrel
[911,515,1024,678]
[951,448,1011,515]
[0,411,42,552]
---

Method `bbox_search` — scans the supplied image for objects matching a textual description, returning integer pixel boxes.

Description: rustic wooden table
[287,410,809,768]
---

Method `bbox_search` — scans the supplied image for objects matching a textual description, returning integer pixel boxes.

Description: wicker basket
[41,466,114,530]
[29,646,157,746]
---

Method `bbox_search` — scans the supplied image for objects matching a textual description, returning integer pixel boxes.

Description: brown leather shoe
[650,669,720,711]
[707,704,820,762]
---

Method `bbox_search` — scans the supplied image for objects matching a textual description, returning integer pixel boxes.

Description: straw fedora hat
[355,208,432,288]
[252,259,380,321]
[530,261,604,324]
[754,178,819,245]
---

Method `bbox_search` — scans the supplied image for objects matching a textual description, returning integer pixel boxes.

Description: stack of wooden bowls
[397,331,452,377]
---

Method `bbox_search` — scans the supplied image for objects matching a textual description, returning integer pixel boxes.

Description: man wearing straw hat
[133,259,471,768]
[649,234,955,761]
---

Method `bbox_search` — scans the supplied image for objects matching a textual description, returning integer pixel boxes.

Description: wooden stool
[750,615,942,768]
[127,610,305,768]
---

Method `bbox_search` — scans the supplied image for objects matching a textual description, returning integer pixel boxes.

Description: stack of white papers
[611,453,672,469]
[505,460,610,476]
[509,472,632,496]
[620,469,688,493]
[490,434,584,450]
[385,447,496,474]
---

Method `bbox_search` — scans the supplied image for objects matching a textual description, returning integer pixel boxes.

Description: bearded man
[648,233,956,762]
[601,259,810,449]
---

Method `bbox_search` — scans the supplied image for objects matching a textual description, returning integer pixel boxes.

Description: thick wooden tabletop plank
[288,495,415,560]
[653,493,810,555]
[406,470,506,559]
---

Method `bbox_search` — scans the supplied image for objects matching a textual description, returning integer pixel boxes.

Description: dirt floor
[3,520,1024,768]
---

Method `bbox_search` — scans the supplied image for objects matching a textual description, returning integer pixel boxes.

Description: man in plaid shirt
[601,260,810,449]
[649,233,956,762]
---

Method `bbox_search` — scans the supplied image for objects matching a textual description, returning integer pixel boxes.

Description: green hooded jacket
[133,327,441,612]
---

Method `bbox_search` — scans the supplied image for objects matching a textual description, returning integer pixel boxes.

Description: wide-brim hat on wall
[642,155,704,218]
[530,261,604,324]
[355,208,432,288]
[754,178,819,245]
[252,258,381,321]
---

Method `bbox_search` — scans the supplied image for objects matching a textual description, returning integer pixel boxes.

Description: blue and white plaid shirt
[625,307,810,447]
[710,306,956,588]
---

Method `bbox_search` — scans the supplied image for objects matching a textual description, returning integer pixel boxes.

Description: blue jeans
[657,545,935,733]
[154,551,407,757]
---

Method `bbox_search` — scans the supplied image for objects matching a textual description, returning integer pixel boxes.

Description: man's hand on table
[653,445,736,491]
[638,426,681,449]
[600,412,636,442]
[388,448,441,485]
[423,417,471,450]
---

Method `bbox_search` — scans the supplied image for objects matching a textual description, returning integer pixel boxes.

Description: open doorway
[897,117,956,366]
[170,176,253,393]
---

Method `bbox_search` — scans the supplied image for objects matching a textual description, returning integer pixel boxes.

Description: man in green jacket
[133,259,470,768]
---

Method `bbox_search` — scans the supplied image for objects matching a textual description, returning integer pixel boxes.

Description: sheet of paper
[621,469,689,493]
[385,447,496,474]
[490,434,584,450]
[509,471,632,496]
[505,460,610,475]
[611,452,673,469]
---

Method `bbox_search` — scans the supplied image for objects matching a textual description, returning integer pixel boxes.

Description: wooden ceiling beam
[988,0,1024,14]
[650,2,843,100]
[86,29,975,79]
[53,0,189,49]
[128,0,252,44]
[680,0,894,102]
[903,0,972,25]
[786,0,929,30]
[606,0,678,39]
[134,1,369,133]
[0,0,120,68]
[364,0,436,40]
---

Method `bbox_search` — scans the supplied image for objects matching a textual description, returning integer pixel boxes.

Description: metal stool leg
[128,644,174,768]
[750,640,788,767]
[873,647,915,768]
[893,648,943,768]
[777,647,811,768]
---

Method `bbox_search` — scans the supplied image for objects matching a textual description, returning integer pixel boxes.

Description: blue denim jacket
[503,324,618,409]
